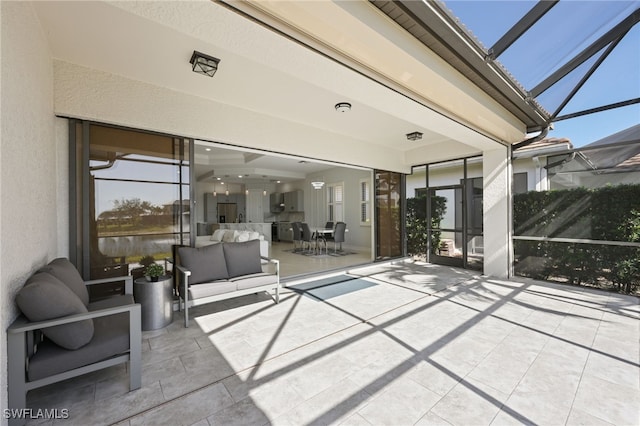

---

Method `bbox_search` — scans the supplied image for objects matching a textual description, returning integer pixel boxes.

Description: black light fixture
[190,50,220,77]
[406,131,423,141]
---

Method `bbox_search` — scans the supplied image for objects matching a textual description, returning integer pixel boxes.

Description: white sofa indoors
[195,229,269,257]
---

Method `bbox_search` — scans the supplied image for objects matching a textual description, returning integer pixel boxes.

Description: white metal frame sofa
[7,258,141,426]
[195,228,269,257]
[175,239,280,327]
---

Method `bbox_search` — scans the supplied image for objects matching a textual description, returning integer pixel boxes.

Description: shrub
[406,195,447,257]
[514,184,640,294]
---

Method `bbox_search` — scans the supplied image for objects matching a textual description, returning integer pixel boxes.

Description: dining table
[313,228,334,254]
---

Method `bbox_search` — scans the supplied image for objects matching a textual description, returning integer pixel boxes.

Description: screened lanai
[395,0,640,293]
[372,0,639,140]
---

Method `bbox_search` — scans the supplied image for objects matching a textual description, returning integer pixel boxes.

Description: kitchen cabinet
[283,190,304,212]
[246,189,265,223]
[270,192,284,213]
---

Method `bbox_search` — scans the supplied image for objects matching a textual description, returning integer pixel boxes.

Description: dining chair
[333,222,346,253]
[324,222,335,243]
[300,223,315,253]
[292,222,303,252]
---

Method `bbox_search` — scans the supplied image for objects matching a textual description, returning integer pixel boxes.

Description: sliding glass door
[375,170,404,260]
[71,121,191,296]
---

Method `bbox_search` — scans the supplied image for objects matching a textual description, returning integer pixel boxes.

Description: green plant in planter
[144,263,165,282]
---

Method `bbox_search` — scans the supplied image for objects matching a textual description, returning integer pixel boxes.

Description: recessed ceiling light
[205,148,211,152]
[335,102,351,113]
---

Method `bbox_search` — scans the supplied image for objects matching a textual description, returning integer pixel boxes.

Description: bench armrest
[7,303,141,334]
[174,264,191,277]
[84,275,134,294]
[261,256,280,276]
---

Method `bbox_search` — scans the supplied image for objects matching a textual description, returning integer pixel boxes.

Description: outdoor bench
[175,239,280,327]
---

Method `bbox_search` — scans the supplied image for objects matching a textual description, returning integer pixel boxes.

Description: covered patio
[24,262,639,425]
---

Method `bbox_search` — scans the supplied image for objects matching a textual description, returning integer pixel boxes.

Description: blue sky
[444,0,640,146]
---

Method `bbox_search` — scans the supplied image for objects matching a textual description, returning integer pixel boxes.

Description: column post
[483,147,512,278]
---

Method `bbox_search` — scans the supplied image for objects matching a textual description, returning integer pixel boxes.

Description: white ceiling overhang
[35,0,524,173]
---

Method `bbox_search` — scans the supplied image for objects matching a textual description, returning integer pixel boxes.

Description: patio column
[482,146,512,278]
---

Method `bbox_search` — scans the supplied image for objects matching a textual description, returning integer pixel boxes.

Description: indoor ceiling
[34,0,511,172]
[194,142,340,185]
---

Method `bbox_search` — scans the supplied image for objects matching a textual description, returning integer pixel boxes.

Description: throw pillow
[210,229,226,242]
[223,240,263,278]
[178,243,229,284]
[16,272,94,350]
[235,231,250,242]
[248,231,260,241]
[37,258,90,306]
[222,230,237,243]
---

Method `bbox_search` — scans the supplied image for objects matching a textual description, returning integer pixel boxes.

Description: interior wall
[1,2,58,418]
[305,167,372,251]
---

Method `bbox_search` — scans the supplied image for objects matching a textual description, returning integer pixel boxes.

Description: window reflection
[88,125,190,291]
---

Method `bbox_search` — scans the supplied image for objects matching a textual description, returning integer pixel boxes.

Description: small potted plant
[144,263,165,282]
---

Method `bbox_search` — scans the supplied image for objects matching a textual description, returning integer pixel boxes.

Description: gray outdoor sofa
[7,258,141,426]
[175,239,280,327]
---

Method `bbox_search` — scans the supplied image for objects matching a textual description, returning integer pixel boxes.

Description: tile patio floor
[26,261,639,425]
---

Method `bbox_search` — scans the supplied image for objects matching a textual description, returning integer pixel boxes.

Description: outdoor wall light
[406,131,423,141]
[190,50,220,77]
[335,102,351,113]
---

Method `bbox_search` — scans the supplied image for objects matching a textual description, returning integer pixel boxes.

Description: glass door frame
[417,156,483,270]
[428,184,466,268]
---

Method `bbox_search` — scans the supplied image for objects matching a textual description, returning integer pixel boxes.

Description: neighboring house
[512,137,573,193]
[547,124,640,190]
[512,124,640,192]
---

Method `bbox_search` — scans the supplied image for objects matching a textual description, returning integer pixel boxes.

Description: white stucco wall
[53,60,409,174]
[1,2,58,417]
[483,148,512,278]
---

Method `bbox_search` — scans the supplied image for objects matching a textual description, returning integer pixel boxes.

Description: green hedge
[406,196,447,257]
[514,184,640,294]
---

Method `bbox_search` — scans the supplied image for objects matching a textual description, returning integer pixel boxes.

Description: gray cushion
[223,240,263,278]
[178,244,229,284]
[16,273,94,350]
[28,310,130,381]
[38,258,89,306]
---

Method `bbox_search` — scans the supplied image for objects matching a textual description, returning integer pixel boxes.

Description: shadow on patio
[25,261,640,425]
